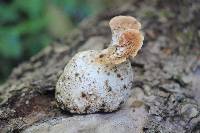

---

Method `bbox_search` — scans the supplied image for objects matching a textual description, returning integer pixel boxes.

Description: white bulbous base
[56,50,133,114]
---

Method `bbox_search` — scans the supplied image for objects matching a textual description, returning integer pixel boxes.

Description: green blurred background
[0,0,119,84]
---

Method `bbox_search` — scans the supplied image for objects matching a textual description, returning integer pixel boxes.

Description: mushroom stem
[96,16,144,65]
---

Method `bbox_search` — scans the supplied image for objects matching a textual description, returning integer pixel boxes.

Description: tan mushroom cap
[96,16,144,65]
[119,29,144,58]
[109,16,141,31]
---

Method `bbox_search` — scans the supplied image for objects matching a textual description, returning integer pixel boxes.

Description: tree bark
[0,0,200,132]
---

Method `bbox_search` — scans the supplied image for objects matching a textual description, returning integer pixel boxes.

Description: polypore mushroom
[55,16,144,114]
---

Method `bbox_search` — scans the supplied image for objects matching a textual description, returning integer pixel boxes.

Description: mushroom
[55,16,144,114]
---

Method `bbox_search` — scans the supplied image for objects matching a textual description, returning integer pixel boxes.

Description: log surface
[0,0,200,132]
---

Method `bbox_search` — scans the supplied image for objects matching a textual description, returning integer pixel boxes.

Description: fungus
[55,16,144,114]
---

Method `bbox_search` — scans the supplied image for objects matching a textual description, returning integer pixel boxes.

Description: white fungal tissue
[56,16,144,114]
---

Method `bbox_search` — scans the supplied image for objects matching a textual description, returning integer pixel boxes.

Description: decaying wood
[0,0,200,132]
